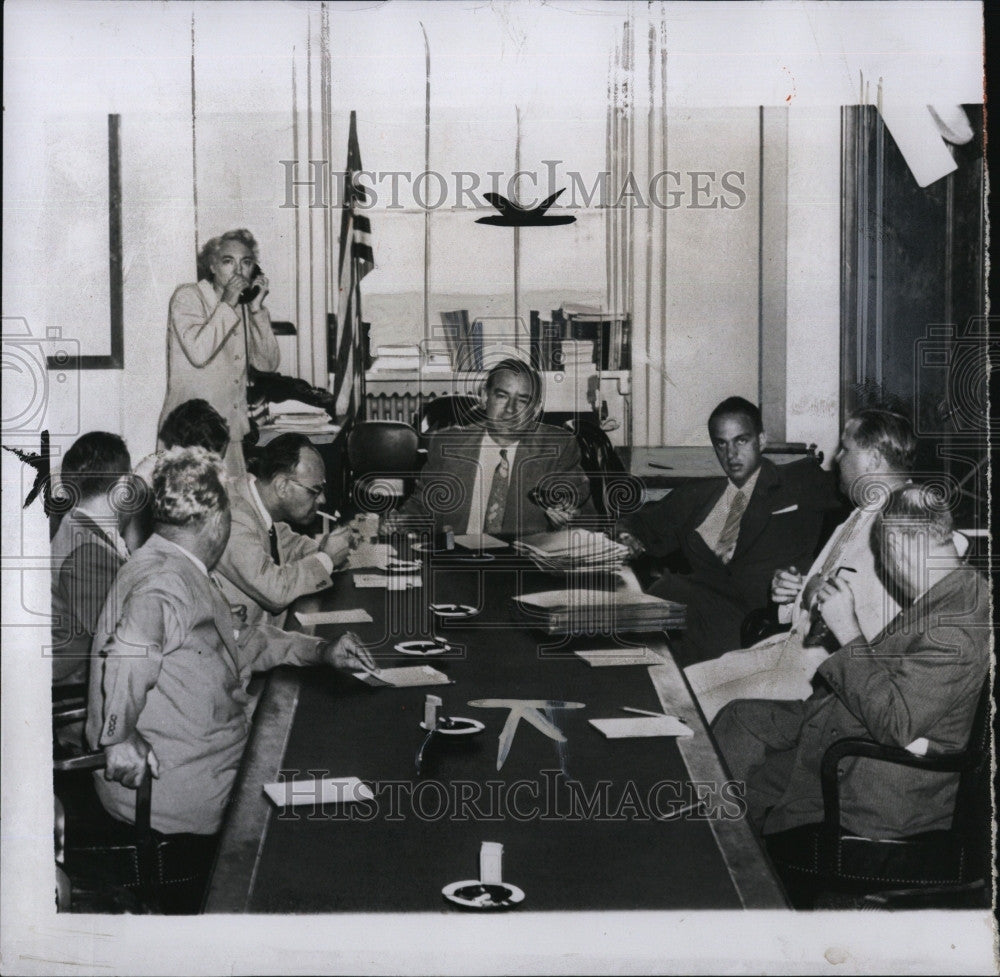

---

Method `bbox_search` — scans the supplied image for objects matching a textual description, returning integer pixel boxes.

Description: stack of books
[513,587,687,635]
[370,344,421,372]
[512,528,629,575]
[268,399,339,433]
[556,340,595,374]
[440,311,483,371]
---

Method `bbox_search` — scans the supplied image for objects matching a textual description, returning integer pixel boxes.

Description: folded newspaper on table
[512,528,630,574]
[513,588,686,635]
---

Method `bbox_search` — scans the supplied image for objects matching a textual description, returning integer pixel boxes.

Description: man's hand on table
[104,731,159,789]
[322,631,378,674]
[545,504,578,529]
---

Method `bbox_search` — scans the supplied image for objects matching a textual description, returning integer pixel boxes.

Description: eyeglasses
[287,477,325,499]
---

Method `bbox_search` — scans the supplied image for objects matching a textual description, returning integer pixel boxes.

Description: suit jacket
[86,533,324,835]
[621,458,838,661]
[763,566,990,838]
[51,508,126,685]
[399,422,594,535]
[158,280,279,444]
[215,475,333,629]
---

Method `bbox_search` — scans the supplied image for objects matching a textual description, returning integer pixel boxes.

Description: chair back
[415,396,483,434]
[347,421,420,510]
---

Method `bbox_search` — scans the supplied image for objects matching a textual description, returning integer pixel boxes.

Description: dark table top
[205,548,787,913]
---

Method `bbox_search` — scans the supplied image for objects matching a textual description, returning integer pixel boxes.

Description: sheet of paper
[352,664,451,687]
[353,573,422,589]
[295,609,374,627]
[454,533,508,550]
[589,716,693,739]
[263,776,374,807]
[575,647,664,667]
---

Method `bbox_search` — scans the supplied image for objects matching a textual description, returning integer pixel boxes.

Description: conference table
[204,541,788,913]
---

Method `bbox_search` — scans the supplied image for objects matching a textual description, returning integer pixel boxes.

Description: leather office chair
[347,420,421,512]
[764,677,993,910]
[414,395,482,434]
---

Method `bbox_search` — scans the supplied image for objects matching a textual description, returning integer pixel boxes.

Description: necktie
[714,489,747,563]
[268,525,281,565]
[483,449,510,535]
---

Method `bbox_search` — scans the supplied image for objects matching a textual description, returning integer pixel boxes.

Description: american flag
[332,111,374,422]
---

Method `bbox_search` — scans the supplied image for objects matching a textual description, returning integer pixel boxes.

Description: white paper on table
[353,573,422,589]
[295,609,373,627]
[589,716,693,739]
[454,533,508,550]
[347,542,396,570]
[352,664,451,687]
[263,777,374,807]
[575,647,664,667]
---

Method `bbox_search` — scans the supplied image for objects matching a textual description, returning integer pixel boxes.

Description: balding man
[216,433,350,629]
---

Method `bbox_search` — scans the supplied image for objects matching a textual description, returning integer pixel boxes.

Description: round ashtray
[394,639,451,656]
[430,603,479,619]
[418,717,485,736]
[442,880,525,910]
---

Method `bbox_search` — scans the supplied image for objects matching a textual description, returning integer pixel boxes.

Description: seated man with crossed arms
[395,357,593,536]
[216,433,351,629]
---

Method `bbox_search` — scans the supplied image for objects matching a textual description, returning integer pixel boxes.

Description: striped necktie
[483,449,510,535]
[714,489,747,563]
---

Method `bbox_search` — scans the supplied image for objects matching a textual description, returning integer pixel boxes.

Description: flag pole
[421,22,431,346]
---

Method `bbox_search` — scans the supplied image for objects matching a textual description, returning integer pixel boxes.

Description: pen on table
[647,462,673,471]
[622,706,666,718]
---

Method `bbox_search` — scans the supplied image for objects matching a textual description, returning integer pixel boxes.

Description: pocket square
[771,504,799,515]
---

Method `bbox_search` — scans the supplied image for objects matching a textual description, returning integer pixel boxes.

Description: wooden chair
[765,677,993,909]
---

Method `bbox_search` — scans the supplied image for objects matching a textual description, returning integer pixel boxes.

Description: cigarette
[317,510,341,525]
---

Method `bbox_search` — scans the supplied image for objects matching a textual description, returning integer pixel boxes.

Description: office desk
[205,551,787,913]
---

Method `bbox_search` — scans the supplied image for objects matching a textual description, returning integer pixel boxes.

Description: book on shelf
[439,310,483,371]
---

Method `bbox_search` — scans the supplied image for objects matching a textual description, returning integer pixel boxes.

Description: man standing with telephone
[159,228,279,476]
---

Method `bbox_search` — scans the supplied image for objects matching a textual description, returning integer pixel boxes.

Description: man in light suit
[216,433,350,629]
[396,358,593,536]
[685,409,916,720]
[86,448,375,910]
[51,432,133,686]
[617,397,838,665]
[712,484,989,839]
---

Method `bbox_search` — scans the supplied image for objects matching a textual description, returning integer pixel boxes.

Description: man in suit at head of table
[393,357,595,537]
[616,396,839,667]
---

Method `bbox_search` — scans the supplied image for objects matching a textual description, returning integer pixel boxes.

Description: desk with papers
[205,539,787,913]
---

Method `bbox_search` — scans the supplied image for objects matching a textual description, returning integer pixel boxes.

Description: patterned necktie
[483,449,510,535]
[268,525,281,565]
[714,489,747,563]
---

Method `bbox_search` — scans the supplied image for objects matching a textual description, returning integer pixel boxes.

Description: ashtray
[394,639,451,656]
[442,880,525,910]
[430,603,479,619]
[385,559,422,574]
[418,716,485,735]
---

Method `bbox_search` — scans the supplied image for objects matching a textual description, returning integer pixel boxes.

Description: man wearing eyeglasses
[216,433,350,629]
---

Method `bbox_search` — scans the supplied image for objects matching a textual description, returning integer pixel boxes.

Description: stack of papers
[514,588,686,635]
[268,399,339,432]
[513,528,629,574]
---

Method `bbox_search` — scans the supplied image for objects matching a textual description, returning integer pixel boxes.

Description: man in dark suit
[51,431,133,686]
[712,484,989,839]
[617,397,837,665]
[396,358,593,536]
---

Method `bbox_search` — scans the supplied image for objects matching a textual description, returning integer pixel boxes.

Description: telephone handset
[239,264,263,305]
